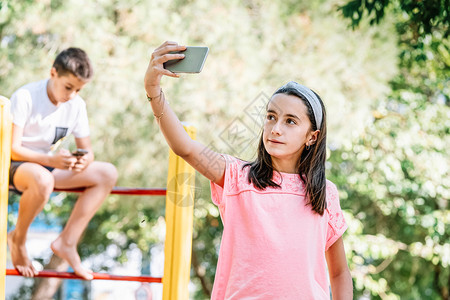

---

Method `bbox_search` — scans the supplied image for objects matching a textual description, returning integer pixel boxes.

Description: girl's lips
[268,139,283,144]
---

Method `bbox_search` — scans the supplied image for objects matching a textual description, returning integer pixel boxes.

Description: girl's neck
[271,158,298,174]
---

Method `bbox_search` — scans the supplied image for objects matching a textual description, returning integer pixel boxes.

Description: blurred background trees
[335,1,449,298]
[1,0,448,299]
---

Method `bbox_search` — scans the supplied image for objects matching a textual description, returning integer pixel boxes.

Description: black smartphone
[163,46,209,73]
[72,149,88,157]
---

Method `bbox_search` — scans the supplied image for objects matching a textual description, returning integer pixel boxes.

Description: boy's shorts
[9,161,55,193]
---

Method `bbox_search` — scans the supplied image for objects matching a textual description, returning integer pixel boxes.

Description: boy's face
[47,67,88,105]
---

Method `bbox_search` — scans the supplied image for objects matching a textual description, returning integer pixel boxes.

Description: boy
[8,48,118,280]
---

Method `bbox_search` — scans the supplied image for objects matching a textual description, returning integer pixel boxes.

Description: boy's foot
[7,230,38,277]
[50,237,94,280]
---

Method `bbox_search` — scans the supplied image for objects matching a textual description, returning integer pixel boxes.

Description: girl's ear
[308,130,320,146]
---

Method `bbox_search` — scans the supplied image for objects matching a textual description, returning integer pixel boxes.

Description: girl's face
[263,93,319,173]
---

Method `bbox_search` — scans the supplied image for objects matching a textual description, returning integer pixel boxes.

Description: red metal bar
[6,269,162,283]
[54,186,167,196]
[10,186,167,196]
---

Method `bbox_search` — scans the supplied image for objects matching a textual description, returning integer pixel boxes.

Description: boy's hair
[52,47,93,81]
[244,86,328,215]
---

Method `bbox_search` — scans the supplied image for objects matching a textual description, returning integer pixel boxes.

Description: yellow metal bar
[163,124,196,300]
[0,96,12,300]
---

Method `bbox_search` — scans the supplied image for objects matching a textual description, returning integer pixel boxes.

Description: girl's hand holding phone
[143,40,226,186]
[144,41,186,97]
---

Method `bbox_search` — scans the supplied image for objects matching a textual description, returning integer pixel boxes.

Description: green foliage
[191,180,223,299]
[339,0,450,36]
[339,0,390,27]
[336,0,449,299]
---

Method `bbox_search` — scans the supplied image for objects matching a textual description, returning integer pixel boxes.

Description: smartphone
[72,149,88,157]
[163,46,209,73]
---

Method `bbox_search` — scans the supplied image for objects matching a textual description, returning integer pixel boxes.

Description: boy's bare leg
[51,161,117,280]
[8,163,55,277]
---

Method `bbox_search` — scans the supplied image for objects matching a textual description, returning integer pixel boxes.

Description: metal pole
[0,96,12,300]
[163,124,196,300]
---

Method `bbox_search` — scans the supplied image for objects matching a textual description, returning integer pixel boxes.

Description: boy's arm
[11,124,76,169]
[144,41,226,186]
[325,237,353,300]
[11,124,48,164]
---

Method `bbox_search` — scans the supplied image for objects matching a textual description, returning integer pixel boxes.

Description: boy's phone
[72,149,88,157]
[163,46,209,73]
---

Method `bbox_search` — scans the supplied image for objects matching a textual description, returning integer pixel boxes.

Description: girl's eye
[287,118,296,125]
[266,114,275,121]
[65,86,71,91]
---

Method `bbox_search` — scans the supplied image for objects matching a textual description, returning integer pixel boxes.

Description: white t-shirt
[10,79,90,154]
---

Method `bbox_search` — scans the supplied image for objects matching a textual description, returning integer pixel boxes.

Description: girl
[144,41,353,299]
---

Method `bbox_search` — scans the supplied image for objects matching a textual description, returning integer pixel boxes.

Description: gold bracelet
[154,111,164,120]
[146,88,163,102]
[153,90,166,122]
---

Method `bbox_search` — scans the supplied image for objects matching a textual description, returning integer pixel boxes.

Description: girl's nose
[271,122,282,135]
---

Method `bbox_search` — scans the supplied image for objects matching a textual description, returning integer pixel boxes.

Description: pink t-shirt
[210,155,347,300]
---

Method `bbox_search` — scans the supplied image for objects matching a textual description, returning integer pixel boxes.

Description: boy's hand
[52,149,77,170]
[72,154,89,172]
[144,41,186,97]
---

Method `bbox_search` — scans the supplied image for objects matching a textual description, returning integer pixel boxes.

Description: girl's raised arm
[144,41,226,187]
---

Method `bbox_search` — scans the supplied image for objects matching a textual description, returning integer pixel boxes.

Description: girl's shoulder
[325,179,339,203]
[325,179,345,221]
[222,154,249,180]
[222,154,249,178]
[325,179,338,195]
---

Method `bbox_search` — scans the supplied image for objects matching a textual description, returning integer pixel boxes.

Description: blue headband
[280,81,323,130]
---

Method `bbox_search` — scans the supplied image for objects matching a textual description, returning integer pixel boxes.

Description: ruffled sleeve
[325,181,348,251]
[210,155,241,206]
